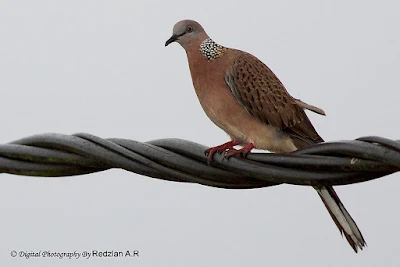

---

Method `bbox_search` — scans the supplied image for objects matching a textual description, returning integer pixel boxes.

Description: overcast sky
[1,0,399,266]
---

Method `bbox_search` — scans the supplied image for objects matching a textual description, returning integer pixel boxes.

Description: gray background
[1,0,399,266]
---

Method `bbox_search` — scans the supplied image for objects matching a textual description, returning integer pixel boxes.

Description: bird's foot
[225,143,255,159]
[205,140,240,164]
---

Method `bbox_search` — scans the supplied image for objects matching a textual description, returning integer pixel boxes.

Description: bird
[165,19,366,252]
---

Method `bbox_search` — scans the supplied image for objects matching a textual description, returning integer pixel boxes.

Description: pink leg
[205,140,240,163]
[225,143,255,158]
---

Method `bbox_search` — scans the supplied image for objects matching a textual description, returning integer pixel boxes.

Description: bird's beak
[165,34,179,47]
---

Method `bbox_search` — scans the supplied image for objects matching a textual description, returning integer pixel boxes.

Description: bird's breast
[186,53,296,152]
[188,58,253,140]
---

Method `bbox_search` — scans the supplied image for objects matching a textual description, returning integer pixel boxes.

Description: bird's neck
[184,37,228,82]
[199,38,226,60]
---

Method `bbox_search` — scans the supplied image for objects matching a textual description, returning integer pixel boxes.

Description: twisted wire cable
[0,133,398,189]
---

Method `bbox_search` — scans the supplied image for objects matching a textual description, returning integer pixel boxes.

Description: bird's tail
[314,186,366,252]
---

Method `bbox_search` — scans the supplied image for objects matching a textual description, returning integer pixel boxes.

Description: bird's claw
[205,147,223,165]
[205,142,255,164]
[224,149,248,159]
[224,143,255,159]
[205,140,239,165]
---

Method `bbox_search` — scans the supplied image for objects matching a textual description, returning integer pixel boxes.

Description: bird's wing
[225,52,324,147]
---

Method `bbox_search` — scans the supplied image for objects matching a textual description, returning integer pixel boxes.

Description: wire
[0,132,397,189]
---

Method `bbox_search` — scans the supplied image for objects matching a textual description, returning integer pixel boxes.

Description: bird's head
[165,20,208,50]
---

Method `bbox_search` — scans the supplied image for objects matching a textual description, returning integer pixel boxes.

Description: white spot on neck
[199,38,226,60]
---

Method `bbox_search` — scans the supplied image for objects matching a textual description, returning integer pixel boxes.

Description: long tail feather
[314,186,366,252]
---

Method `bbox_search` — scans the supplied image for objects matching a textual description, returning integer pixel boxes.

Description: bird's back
[225,50,324,149]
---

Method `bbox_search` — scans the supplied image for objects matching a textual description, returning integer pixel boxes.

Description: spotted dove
[165,19,366,252]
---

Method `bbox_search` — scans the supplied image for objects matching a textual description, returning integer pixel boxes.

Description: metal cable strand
[0,133,398,189]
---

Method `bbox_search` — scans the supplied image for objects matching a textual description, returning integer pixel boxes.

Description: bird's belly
[203,105,247,140]
[199,95,297,153]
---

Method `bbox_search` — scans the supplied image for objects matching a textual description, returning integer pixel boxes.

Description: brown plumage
[166,19,366,252]
[226,52,324,149]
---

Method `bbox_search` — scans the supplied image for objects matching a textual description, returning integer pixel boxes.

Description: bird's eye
[187,26,193,32]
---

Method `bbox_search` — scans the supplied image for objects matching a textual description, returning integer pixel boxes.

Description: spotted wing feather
[225,52,323,147]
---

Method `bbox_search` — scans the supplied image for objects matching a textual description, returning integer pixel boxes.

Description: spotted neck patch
[200,38,226,60]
